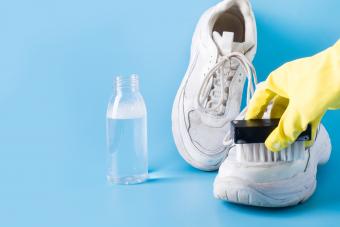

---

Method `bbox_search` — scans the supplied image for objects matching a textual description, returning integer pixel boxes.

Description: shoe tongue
[213,31,233,56]
[213,31,254,56]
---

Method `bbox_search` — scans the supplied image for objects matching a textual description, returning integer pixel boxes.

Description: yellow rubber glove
[246,40,340,152]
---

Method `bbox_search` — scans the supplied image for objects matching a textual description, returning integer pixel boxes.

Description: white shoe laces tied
[197,52,257,114]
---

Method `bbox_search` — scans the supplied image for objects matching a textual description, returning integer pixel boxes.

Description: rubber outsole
[214,176,316,207]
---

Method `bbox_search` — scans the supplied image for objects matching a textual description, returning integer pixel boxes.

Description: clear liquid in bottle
[106,74,148,184]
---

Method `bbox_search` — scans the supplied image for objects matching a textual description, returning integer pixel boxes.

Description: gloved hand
[246,40,340,152]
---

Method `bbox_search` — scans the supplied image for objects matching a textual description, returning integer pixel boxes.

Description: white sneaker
[214,109,332,207]
[172,0,257,171]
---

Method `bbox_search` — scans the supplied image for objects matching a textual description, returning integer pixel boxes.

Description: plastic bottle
[106,74,148,184]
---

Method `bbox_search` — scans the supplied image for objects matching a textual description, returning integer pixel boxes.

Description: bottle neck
[115,74,140,95]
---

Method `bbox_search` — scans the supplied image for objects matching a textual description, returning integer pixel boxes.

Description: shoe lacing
[197,52,257,116]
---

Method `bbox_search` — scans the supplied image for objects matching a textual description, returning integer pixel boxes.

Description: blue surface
[1,0,340,226]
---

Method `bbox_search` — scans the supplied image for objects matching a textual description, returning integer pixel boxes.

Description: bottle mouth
[115,74,139,91]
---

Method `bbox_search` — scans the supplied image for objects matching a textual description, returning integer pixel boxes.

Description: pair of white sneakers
[172,0,331,207]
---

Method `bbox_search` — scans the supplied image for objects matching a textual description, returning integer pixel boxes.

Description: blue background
[1,0,340,226]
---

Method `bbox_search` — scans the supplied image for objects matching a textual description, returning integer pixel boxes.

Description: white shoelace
[197,52,257,115]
